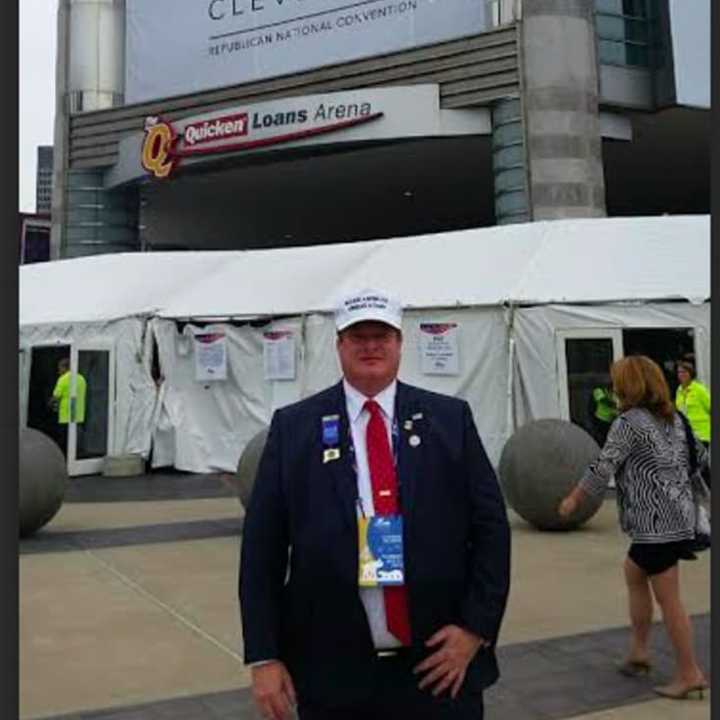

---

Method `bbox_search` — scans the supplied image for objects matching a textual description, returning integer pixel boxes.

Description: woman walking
[558,355,708,700]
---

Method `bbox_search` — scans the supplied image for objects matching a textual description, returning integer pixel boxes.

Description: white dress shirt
[343,378,402,650]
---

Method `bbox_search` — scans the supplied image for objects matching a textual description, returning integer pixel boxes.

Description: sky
[19,0,57,213]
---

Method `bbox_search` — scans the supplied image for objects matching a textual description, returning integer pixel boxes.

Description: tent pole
[504,302,516,440]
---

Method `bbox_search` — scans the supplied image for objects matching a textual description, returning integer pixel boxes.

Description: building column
[50,0,70,260]
[492,97,531,224]
[520,0,606,219]
[52,0,128,259]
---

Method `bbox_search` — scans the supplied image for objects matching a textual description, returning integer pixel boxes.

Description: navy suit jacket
[239,380,511,706]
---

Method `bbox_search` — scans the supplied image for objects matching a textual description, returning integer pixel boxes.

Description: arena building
[33,0,709,474]
[50,0,709,258]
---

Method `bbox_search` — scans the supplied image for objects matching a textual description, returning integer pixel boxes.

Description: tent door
[556,329,623,445]
[67,342,116,477]
[26,345,72,455]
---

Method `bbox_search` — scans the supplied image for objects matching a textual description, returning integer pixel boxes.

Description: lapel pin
[323,448,341,463]
[412,412,423,420]
[409,435,421,448]
[321,414,340,447]
[403,420,413,431]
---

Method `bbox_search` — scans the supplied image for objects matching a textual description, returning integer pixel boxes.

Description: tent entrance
[25,343,116,476]
[556,330,623,446]
[623,327,696,397]
[557,326,699,446]
[27,345,71,457]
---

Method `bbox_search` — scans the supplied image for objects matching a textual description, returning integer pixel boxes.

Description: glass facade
[595,0,653,68]
[63,170,140,257]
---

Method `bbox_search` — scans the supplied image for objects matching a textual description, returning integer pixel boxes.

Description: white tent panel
[148,306,508,474]
[19,215,709,327]
[19,252,234,325]
[513,301,710,429]
[399,307,510,464]
[157,215,709,319]
[18,215,710,476]
[150,318,290,472]
[513,216,709,305]
[19,318,156,458]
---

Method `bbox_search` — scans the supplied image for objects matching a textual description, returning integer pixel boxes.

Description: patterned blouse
[579,407,708,544]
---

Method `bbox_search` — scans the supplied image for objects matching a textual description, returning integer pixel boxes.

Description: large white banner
[668,0,709,109]
[126,0,487,104]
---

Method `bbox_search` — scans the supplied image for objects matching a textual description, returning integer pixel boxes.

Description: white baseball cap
[334,288,403,332]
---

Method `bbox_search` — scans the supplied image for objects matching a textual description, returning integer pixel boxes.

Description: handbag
[677,412,711,552]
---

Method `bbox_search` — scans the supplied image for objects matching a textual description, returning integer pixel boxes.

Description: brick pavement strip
[19,517,243,555]
[65,473,236,503]
[43,614,709,720]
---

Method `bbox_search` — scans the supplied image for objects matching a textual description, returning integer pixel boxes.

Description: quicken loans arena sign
[126,0,488,103]
[141,94,383,179]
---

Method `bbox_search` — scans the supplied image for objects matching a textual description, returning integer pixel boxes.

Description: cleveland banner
[126,0,488,103]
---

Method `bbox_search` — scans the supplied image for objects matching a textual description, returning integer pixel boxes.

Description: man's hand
[251,661,297,720]
[413,624,489,699]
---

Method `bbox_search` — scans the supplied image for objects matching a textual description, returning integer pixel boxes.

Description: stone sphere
[20,428,68,537]
[236,427,269,510]
[498,419,603,531]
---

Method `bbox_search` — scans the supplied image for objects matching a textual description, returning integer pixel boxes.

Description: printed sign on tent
[419,322,459,376]
[263,330,296,381]
[194,331,228,381]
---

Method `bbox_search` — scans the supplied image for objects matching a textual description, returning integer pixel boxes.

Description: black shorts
[628,541,697,576]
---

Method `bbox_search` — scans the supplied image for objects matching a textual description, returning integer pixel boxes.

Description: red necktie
[364,399,411,645]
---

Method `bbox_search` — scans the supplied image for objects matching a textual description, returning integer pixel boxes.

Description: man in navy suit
[240,289,511,720]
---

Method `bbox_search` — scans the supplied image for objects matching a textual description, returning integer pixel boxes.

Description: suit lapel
[396,381,424,528]
[322,381,357,529]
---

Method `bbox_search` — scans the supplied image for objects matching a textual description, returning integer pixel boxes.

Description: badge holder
[358,515,405,587]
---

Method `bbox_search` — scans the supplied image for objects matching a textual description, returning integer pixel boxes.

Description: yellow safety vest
[675,380,710,442]
[52,371,87,424]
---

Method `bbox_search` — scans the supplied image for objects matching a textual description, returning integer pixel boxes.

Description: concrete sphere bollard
[236,427,269,510]
[498,419,604,531]
[20,427,68,537]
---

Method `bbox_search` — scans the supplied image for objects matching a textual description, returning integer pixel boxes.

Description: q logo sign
[141,117,177,179]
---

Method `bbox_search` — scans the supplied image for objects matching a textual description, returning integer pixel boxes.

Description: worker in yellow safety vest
[49,357,87,456]
[589,385,618,446]
[675,361,710,448]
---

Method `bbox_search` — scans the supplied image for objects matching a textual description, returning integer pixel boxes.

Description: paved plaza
[20,473,710,719]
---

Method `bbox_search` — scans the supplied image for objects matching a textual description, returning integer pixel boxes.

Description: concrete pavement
[20,473,710,719]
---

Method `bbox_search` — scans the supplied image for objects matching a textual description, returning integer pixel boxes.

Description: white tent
[20,215,710,475]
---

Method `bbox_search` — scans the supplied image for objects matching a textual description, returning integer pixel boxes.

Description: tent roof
[19,215,709,326]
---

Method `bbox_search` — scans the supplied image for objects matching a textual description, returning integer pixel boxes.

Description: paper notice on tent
[419,322,459,375]
[264,330,296,380]
[194,331,228,381]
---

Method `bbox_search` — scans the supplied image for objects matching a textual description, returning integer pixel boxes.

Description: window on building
[595,0,653,68]
[20,221,51,264]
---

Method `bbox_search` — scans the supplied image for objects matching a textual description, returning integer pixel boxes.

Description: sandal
[653,681,708,700]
